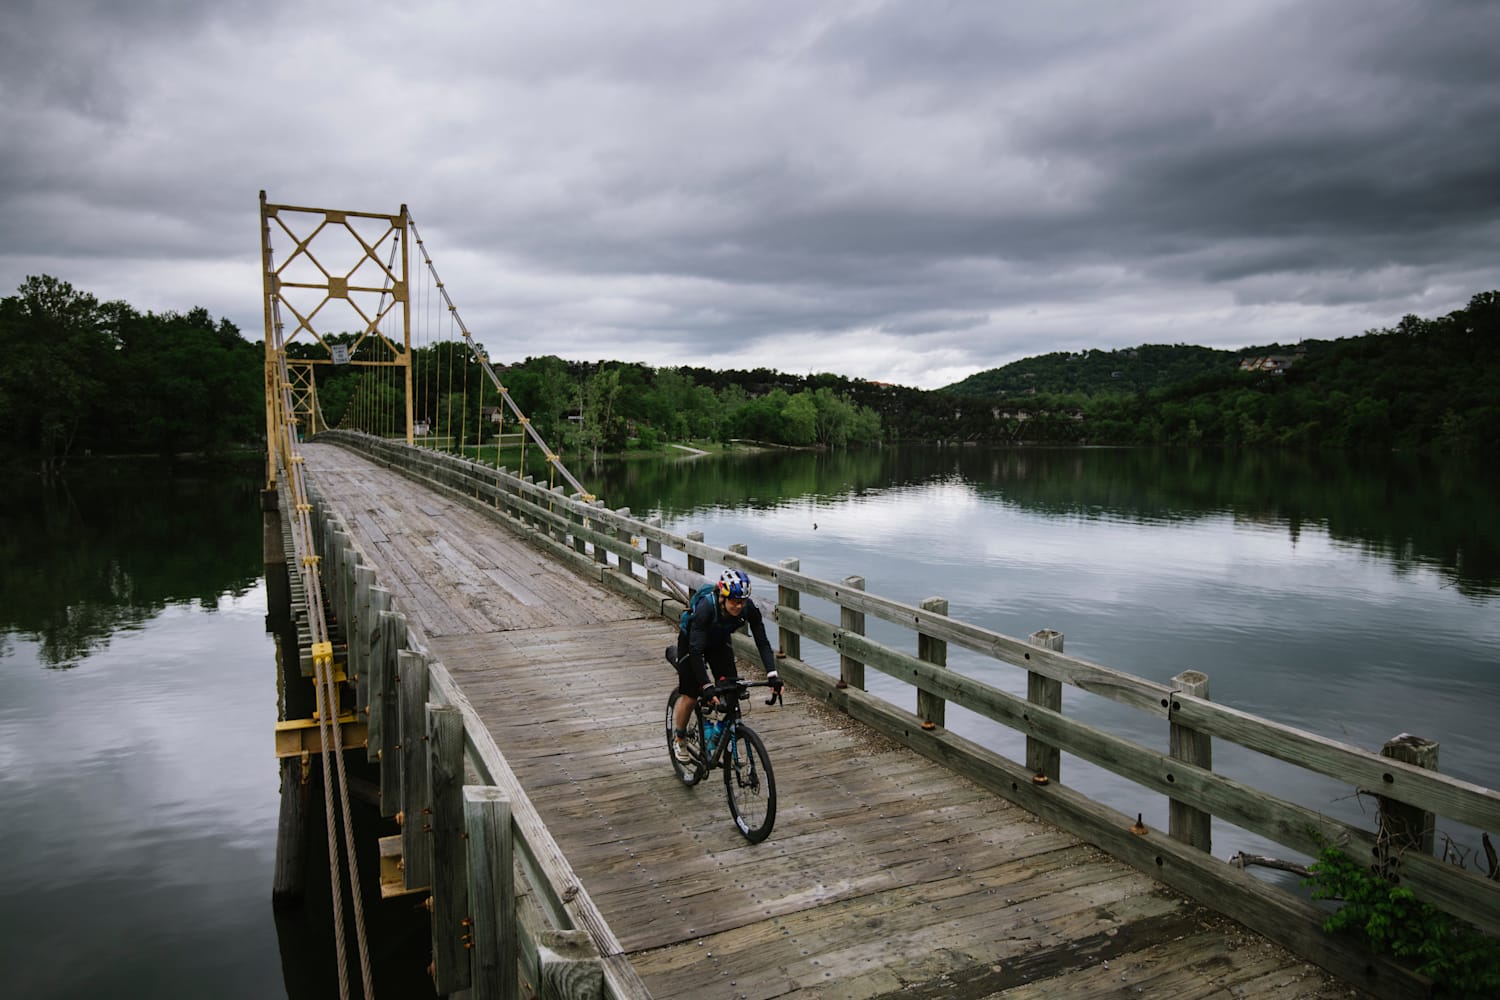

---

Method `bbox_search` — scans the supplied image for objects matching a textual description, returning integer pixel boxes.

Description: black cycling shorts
[674,635,738,697]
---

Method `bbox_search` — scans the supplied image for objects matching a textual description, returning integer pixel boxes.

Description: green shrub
[1304,845,1500,997]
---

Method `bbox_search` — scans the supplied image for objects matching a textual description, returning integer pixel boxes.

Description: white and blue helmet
[717,569,751,599]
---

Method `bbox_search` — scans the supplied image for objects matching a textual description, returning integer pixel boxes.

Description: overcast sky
[3,1,1497,389]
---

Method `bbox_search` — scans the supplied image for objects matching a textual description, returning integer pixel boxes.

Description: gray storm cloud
[1,0,1496,388]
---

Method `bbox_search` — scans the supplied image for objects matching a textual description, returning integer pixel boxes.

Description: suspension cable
[264,237,376,998]
[407,214,595,500]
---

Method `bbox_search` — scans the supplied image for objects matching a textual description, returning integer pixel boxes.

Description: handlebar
[700,678,784,707]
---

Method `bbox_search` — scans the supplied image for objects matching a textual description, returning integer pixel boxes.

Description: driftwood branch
[1228,852,1312,879]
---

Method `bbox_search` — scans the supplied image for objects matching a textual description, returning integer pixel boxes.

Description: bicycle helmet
[717,569,752,600]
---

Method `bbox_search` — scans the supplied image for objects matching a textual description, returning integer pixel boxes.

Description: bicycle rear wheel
[723,723,776,842]
[665,690,704,786]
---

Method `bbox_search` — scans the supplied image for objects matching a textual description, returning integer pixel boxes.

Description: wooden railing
[298,474,652,1000]
[313,431,1500,997]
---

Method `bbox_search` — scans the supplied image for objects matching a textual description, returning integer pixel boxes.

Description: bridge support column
[272,753,312,909]
[262,489,290,631]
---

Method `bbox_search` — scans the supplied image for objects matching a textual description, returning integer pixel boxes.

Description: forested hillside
[3,274,1494,472]
[942,342,1323,398]
[931,293,1498,451]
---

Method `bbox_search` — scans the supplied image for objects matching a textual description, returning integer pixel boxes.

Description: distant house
[1238,354,1298,374]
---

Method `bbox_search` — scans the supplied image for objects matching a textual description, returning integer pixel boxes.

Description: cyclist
[672,569,782,763]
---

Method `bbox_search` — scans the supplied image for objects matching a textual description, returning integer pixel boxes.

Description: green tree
[113,307,261,457]
[781,391,818,445]
[579,367,624,462]
[809,388,851,446]
[0,276,122,473]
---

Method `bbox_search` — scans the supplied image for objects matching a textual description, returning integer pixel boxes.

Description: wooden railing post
[323,523,341,622]
[353,564,377,729]
[537,929,604,1000]
[1379,734,1439,855]
[645,517,663,593]
[569,493,588,555]
[614,507,634,578]
[399,649,433,889]
[777,558,801,662]
[592,501,609,567]
[838,576,865,691]
[376,609,407,817]
[686,531,705,577]
[1169,669,1212,852]
[428,704,471,994]
[916,596,948,730]
[546,485,564,542]
[364,586,392,763]
[334,528,352,632]
[549,485,568,544]
[1026,629,1064,784]
[465,786,518,1000]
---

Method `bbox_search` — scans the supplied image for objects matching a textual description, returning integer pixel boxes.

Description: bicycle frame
[665,676,781,842]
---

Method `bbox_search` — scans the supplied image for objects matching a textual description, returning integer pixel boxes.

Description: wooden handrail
[321,430,1500,945]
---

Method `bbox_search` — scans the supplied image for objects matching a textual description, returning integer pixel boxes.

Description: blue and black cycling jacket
[684,594,778,687]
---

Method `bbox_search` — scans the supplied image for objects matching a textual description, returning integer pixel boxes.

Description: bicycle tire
[665,689,704,786]
[722,722,776,842]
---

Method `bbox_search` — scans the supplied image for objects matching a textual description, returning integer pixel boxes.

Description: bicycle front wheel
[722,723,776,843]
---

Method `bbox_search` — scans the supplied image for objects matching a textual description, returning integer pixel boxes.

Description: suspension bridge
[259,195,1500,1000]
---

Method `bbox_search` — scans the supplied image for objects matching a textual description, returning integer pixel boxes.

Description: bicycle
[662,648,781,843]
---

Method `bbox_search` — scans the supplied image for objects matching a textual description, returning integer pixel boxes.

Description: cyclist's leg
[672,633,699,731]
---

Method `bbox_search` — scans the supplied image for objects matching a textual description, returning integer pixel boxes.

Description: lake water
[1,445,1494,995]
[593,445,1500,876]
[0,462,433,999]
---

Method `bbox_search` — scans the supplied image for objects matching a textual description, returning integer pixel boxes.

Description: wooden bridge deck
[302,442,1356,999]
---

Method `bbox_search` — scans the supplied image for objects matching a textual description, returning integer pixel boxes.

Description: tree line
[291,344,886,461]
[4,274,1494,474]
[0,276,263,474]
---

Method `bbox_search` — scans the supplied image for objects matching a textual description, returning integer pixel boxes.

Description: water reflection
[0,460,265,668]
[0,461,434,998]
[593,445,1500,598]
